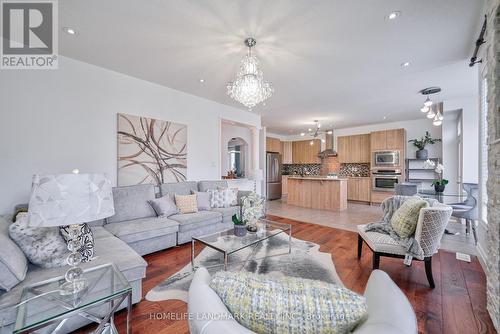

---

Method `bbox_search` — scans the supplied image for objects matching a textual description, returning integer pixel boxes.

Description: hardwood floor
[79,216,495,334]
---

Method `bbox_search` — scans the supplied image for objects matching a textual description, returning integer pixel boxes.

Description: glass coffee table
[191,219,292,271]
[14,263,132,334]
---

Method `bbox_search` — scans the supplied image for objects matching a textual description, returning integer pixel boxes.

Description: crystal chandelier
[227,38,274,110]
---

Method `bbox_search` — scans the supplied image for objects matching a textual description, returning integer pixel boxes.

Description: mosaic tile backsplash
[282,164,321,176]
[339,163,370,177]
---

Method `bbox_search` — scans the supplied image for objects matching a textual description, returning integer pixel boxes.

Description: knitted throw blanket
[364,196,424,259]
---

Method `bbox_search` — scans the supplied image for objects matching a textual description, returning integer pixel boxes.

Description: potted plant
[231,214,247,237]
[423,159,448,192]
[408,131,441,159]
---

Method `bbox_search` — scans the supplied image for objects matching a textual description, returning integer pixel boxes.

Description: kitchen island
[287,176,348,211]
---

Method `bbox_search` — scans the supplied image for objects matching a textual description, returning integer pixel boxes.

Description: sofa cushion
[175,194,198,214]
[160,181,198,196]
[148,195,178,217]
[104,217,179,244]
[169,211,222,232]
[9,213,68,269]
[107,184,157,224]
[390,197,428,238]
[210,206,240,220]
[209,271,367,334]
[0,233,147,328]
[197,180,228,192]
[0,216,27,291]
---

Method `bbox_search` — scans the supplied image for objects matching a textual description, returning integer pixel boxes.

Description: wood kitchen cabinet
[347,177,371,202]
[370,130,387,151]
[370,129,405,151]
[292,140,321,164]
[266,137,281,153]
[337,134,371,163]
[386,129,405,150]
[281,141,293,164]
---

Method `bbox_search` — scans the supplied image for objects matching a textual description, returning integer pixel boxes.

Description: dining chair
[449,183,479,244]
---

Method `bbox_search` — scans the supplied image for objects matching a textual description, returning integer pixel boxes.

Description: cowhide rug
[146,232,343,302]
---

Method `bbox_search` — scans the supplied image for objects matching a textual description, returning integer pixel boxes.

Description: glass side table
[14,263,132,334]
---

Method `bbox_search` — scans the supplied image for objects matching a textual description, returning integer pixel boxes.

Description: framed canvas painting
[117,113,187,186]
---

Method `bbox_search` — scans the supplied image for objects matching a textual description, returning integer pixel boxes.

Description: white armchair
[357,196,452,288]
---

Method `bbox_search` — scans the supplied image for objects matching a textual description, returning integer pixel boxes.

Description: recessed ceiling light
[401,61,411,68]
[387,11,401,20]
[199,78,205,83]
[62,27,77,35]
[383,116,387,120]
[300,132,305,136]
[308,128,312,132]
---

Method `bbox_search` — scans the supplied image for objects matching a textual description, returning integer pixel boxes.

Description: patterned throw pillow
[60,223,95,262]
[9,213,69,268]
[216,187,238,207]
[175,194,198,214]
[208,189,225,208]
[210,271,367,334]
[390,197,428,238]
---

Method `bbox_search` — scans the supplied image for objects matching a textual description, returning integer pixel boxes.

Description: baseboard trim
[476,219,489,272]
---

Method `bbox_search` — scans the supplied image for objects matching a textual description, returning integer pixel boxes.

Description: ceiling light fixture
[227,37,273,110]
[63,27,77,35]
[420,106,429,113]
[424,96,433,107]
[401,61,411,67]
[387,11,401,20]
[199,78,205,83]
[426,106,437,119]
[300,132,305,136]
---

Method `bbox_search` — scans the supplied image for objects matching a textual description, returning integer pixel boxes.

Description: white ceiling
[59,0,485,134]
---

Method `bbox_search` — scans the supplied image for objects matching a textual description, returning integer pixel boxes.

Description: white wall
[0,56,261,214]
[441,111,461,193]
[334,118,443,159]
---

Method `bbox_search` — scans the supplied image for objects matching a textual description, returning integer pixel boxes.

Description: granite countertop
[288,176,348,181]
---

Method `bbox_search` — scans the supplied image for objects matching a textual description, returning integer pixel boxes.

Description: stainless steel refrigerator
[266,152,282,200]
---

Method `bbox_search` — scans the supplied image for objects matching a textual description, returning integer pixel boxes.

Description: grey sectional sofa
[0,179,248,333]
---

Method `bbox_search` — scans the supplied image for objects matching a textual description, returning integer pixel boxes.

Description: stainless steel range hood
[318,130,337,158]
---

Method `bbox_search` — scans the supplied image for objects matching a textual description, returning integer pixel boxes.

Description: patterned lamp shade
[28,173,115,227]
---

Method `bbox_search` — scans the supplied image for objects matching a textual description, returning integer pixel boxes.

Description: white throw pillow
[217,187,238,207]
[208,189,225,208]
[9,213,69,268]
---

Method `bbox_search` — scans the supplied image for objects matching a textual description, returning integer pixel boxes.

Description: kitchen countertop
[288,176,348,181]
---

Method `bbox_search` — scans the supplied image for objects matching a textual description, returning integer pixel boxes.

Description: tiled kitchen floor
[267,198,477,255]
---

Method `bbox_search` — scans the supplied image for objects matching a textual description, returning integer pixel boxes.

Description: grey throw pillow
[60,223,95,262]
[9,213,69,268]
[0,215,28,291]
[191,191,211,211]
[148,195,179,217]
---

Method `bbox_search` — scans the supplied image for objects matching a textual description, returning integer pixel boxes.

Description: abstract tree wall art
[117,113,187,186]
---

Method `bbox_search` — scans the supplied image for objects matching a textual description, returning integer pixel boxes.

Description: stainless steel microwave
[373,151,400,167]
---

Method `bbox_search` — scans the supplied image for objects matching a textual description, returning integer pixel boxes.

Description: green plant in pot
[423,159,448,192]
[232,214,247,237]
[408,131,441,159]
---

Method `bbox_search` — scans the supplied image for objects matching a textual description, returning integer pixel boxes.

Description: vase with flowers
[423,159,448,192]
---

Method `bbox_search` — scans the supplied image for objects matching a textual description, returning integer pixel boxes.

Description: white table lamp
[28,171,114,295]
